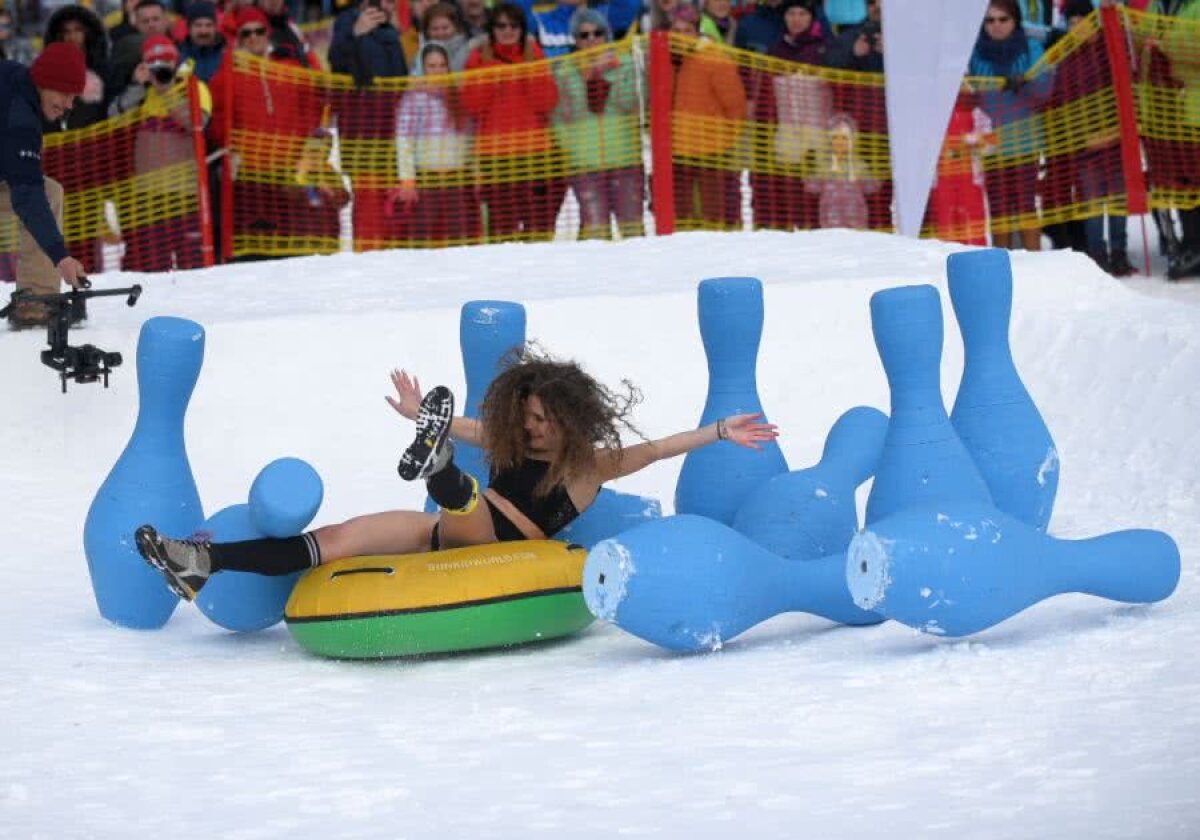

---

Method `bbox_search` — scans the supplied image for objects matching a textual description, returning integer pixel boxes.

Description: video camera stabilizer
[0,280,143,393]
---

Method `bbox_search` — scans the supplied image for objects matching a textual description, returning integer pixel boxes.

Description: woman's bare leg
[312,511,439,562]
[433,498,499,549]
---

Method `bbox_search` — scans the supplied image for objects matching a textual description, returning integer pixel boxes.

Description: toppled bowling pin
[948,249,1059,531]
[734,405,887,560]
[846,501,1180,637]
[197,458,324,632]
[865,284,991,524]
[584,514,881,653]
[675,277,788,524]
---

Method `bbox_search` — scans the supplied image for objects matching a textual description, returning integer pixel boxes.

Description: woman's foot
[135,525,213,600]
[398,386,455,481]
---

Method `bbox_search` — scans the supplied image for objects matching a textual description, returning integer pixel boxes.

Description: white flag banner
[883,0,991,237]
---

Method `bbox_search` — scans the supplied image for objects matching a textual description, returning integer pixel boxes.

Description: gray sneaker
[135,525,213,601]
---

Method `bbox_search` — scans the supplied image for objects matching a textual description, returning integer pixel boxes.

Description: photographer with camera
[109,34,212,272]
[828,0,884,73]
[1,41,89,330]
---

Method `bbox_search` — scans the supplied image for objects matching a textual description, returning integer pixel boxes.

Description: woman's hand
[386,368,422,421]
[721,413,779,450]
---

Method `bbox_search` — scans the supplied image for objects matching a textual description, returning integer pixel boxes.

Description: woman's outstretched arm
[385,369,486,446]
[595,413,779,482]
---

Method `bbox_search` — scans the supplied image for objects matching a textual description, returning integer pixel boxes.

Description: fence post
[1100,4,1148,216]
[221,54,236,263]
[648,30,676,236]
[188,75,215,268]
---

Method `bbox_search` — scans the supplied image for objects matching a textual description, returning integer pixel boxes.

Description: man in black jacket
[1,42,89,329]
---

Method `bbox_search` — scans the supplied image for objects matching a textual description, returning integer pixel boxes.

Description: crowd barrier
[4,6,1197,273]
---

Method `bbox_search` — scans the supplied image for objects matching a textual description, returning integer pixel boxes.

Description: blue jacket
[969,38,1051,158]
[179,37,227,84]
[735,3,831,56]
[0,60,68,265]
[329,8,407,86]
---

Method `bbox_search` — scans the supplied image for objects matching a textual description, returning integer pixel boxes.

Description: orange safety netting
[1,77,210,277]
[9,7,1199,275]
[220,40,645,256]
[1127,8,1200,213]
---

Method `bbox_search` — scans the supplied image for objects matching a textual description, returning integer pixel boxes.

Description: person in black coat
[42,5,112,131]
[330,0,408,88]
[0,43,89,328]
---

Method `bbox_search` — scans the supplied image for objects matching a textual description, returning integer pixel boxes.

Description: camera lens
[151,67,175,84]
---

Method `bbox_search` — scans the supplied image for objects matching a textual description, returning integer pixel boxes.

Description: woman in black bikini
[136,345,779,600]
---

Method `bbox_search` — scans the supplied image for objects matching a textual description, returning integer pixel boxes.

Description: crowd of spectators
[1,0,1199,281]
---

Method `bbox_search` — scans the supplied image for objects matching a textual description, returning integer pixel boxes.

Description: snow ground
[1,230,1197,839]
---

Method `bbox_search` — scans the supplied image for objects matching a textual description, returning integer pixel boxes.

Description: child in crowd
[389,42,478,245]
[805,112,878,230]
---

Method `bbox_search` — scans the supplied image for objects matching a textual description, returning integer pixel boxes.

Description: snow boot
[1107,250,1135,277]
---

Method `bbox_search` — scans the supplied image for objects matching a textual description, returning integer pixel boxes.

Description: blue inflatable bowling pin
[846,502,1180,638]
[196,458,323,632]
[948,249,1059,531]
[865,285,991,524]
[675,278,788,525]
[734,406,888,561]
[426,300,526,513]
[84,317,206,629]
[584,515,881,653]
[557,488,663,550]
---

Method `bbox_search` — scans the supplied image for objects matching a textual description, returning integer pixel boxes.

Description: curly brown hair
[480,344,643,495]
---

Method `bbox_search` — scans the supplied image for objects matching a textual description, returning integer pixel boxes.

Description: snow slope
[1,230,1197,839]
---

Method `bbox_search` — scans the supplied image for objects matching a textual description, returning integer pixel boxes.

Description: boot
[1087,249,1110,274]
[6,299,51,330]
[1107,250,1135,278]
[397,386,455,481]
[1168,249,1200,282]
[135,525,213,600]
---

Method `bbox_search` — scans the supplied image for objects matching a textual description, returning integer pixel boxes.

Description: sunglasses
[576,28,604,40]
[493,20,518,30]
[985,15,1012,23]
[238,26,268,39]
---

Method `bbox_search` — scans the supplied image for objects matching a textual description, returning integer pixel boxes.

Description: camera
[150,64,176,85]
[1,281,143,393]
[860,20,881,44]
[366,0,382,9]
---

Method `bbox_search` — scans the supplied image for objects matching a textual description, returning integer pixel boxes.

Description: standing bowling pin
[846,501,1180,637]
[84,317,206,629]
[675,278,787,525]
[865,284,991,524]
[197,457,324,632]
[426,300,526,512]
[584,515,881,653]
[734,406,888,560]
[948,249,1059,531]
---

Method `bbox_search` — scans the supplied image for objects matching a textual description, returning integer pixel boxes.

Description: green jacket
[551,52,643,172]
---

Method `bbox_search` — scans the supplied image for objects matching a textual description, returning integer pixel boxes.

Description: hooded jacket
[42,5,111,130]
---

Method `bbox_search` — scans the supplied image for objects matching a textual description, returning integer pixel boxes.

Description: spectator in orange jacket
[668,4,747,230]
[460,2,564,242]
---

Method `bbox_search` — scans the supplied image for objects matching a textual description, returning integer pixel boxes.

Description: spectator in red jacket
[460,2,564,242]
[209,5,325,260]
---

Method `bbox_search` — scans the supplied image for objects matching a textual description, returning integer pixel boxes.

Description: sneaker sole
[134,526,196,601]
[398,386,455,481]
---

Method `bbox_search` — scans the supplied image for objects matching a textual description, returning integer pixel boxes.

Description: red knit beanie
[30,42,87,95]
[234,6,270,31]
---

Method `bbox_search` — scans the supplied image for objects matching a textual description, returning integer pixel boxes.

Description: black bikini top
[489,458,581,537]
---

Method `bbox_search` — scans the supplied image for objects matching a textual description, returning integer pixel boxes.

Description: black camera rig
[1,280,143,393]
